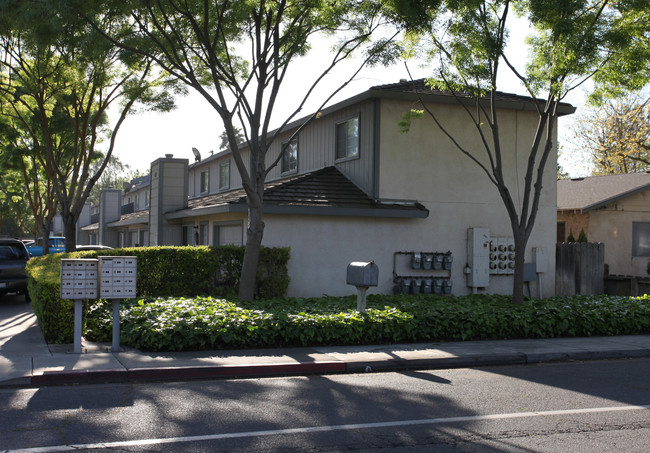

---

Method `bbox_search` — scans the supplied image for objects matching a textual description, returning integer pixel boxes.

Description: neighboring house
[558,172,650,277]
[82,80,574,297]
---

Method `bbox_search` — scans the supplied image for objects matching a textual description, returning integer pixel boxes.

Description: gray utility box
[347,261,379,288]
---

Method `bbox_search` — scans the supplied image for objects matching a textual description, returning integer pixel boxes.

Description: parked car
[26,236,65,256]
[74,245,113,251]
[0,238,31,301]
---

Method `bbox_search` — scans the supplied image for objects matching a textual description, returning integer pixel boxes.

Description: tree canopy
[0,0,175,251]
[571,93,650,175]
[74,0,400,299]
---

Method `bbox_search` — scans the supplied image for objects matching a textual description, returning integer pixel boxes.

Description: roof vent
[165,154,173,158]
[570,177,584,181]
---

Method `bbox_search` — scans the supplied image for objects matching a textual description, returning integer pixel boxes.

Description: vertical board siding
[555,242,605,296]
[265,99,376,194]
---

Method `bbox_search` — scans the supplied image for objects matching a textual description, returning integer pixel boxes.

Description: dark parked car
[0,238,30,301]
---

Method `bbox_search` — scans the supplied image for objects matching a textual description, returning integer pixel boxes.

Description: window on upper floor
[632,222,650,256]
[281,138,298,174]
[335,116,359,160]
[144,190,149,208]
[200,169,209,194]
[220,161,230,191]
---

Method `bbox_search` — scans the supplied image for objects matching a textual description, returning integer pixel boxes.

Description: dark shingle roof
[176,166,427,218]
[558,172,650,212]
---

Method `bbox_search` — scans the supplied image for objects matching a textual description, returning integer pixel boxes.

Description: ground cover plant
[85,294,650,351]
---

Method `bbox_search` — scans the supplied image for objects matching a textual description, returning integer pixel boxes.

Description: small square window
[220,161,230,191]
[281,139,298,174]
[335,116,359,160]
[200,169,209,194]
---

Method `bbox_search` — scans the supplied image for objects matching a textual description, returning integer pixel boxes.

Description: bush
[84,294,650,351]
[27,245,290,343]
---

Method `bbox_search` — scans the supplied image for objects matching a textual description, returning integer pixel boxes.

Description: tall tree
[78,0,399,300]
[0,0,175,251]
[572,93,650,175]
[396,0,650,303]
[0,58,64,252]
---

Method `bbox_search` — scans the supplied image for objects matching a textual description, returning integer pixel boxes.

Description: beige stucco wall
[370,98,559,297]
[585,190,650,276]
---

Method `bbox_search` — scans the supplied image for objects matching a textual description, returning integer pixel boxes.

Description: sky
[109,19,590,178]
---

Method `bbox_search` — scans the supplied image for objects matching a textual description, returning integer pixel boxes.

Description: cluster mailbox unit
[99,256,137,298]
[60,256,137,353]
[60,259,99,300]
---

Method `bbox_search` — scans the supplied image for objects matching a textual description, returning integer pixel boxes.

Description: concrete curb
[8,348,648,388]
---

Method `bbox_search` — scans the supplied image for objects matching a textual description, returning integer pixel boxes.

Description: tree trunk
[63,213,77,252]
[238,200,265,301]
[41,222,51,255]
[511,234,527,304]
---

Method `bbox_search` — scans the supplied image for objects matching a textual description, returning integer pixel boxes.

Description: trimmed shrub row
[26,246,290,343]
[85,294,650,351]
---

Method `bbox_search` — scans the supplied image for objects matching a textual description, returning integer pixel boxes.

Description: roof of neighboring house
[167,166,429,219]
[558,172,650,212]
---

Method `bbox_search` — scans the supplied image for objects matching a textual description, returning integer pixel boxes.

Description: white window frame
[219,161,231,191]
[212,221,244,246]
[200,169,210,195]
[281,138,298,174]
[335,115,360,161]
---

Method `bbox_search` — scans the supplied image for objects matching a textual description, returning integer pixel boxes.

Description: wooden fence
[555,242,605,296]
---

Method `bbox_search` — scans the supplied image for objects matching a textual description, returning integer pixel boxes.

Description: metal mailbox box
[346,261,379,288]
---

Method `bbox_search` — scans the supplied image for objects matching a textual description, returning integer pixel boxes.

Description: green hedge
[26,245,290,343]
[84,294,650,351]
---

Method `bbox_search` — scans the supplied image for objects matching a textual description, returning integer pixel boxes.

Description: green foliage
[84,293,650,351]
[577,228,588,243]
[27,245,290,342]
[567,230,576,243]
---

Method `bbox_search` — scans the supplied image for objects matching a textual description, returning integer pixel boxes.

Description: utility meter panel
[99,256,137,299]
[467,227,490,288]
[60,259,99,299]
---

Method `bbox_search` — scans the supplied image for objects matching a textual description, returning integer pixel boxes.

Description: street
[1,358,649,452]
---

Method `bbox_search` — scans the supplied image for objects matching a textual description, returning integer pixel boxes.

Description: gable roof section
[368,79,576,116]
[166,166,428,219]
[558,172,650,212]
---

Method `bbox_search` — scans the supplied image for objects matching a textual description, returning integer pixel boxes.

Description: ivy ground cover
[85,294,650,352]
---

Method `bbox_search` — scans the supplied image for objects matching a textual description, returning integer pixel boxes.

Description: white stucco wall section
[373,99,558,298]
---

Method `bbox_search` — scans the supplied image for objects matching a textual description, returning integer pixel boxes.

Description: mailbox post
[60,259,99,353]
[99,256,137,352]
[346,261,378,313]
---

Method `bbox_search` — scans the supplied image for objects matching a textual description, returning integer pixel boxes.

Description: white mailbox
[98,256,138,299]
[60,259,99,300]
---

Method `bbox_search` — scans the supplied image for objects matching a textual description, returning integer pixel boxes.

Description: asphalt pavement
[2,293,650,388]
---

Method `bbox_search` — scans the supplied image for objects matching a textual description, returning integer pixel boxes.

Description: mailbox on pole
[346,261,378,313]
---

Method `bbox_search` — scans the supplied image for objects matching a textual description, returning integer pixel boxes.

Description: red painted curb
[30,361,346,386]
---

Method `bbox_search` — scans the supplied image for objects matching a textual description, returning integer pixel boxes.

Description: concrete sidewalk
[2,295,650,388]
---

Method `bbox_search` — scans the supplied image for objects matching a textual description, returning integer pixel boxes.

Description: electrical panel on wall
[489,237,515,275]
[467,227,490,288]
